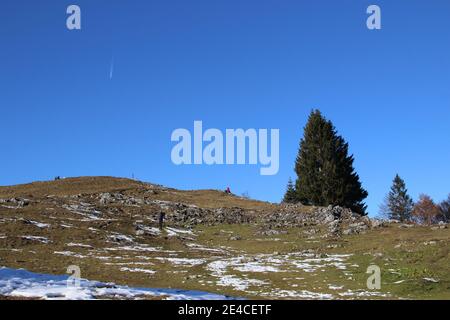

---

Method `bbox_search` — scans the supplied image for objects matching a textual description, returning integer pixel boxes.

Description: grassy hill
[0,176,448,300]
[0,176,276,210]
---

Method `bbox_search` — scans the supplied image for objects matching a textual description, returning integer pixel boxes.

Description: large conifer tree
[379,174,414,221]
[294,110,368,215]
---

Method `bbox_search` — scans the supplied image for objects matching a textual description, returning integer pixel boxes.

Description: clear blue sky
[1,1,449,216]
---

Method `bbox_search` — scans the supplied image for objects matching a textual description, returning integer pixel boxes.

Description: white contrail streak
[109,57,114,80]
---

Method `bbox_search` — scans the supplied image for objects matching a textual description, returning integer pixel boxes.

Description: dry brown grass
[0,176,144,198]
[0,176,275,211]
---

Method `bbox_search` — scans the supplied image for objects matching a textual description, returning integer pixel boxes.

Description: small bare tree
[412,194,440,225]
[437,194,450,223]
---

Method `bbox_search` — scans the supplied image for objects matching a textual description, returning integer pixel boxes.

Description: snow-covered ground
[0,267,238,300]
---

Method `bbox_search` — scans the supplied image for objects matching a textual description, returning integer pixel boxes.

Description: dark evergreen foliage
[283,177,297,203]
[379,174,414,222]
[294,110,368,215]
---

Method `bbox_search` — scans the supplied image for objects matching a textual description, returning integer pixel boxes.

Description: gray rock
[370,219,386,228]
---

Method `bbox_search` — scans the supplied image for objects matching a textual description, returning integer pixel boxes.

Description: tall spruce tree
[294,110,368,215]
[283,177,297,203]
[379,174,414,222]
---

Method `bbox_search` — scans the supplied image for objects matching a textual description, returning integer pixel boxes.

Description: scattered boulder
[107,234,134,244]
[342,221,369,235]
[431,221,447,230]
[257,229,288,236]
[0,197,31,208]
[99,193,113,205]
[370,219,386,228]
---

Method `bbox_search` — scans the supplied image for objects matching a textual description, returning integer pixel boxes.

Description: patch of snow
[423,277,439,283]
[328,285,344,290]
[167,227,194,235]
[21,236,50,244]
[119,267,155,274]
[186,243,228,253]
[108,234,135,243]
[289,253,351,273]
[135,256,153,260]
[206,258,269,291]
[104,245,168,253]
[165,227,196,239]
[23,220,50,228]
[393,280,406,284]
[135,225,161,236]
[54,251,87,259]
[0,267,237,300]
[234,262,280,273]
[261,289,333,299]
[216,275,267,291]
[62,203,100,219]
[105,262,154,266]
[94,256,112,261]
[67,243,93,249]
[1,205,20,209]
[155,257,205,267]
[338,290,390,298]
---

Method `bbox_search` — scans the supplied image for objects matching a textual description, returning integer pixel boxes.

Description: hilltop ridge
[0,176,275,211]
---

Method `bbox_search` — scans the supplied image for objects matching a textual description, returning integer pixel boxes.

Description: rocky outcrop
[83,192,384,234]
[3,188,385,235]
[262,205,374,236]
[0,198,31,208]
[156,205,254,227]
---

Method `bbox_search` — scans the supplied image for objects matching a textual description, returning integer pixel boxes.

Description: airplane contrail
[109,57,114,80]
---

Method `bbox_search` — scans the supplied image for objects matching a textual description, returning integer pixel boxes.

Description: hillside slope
[0,177,449,300]
[0,176,278,210]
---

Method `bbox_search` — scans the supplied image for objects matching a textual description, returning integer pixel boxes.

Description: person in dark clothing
[159,211,166,230]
